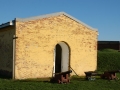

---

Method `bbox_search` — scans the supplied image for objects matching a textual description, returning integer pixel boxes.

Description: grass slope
[97,49,120,71]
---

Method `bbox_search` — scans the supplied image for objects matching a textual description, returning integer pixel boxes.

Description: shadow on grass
[13,77,86,84]
[12,78,52,83]
[70,76,112,82]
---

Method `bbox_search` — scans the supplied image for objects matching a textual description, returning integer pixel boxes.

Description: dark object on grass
[84,71,101,81]
[101,70,120,80]
[51,70,72,84]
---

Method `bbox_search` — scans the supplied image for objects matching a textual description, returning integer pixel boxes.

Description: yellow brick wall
[15,15,98,79]
[0,27,15,77]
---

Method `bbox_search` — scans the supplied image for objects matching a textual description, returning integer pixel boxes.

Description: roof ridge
[62,12,97,31]
[0,12,97,31]
[15,12,97,31]
[15,12,65,22]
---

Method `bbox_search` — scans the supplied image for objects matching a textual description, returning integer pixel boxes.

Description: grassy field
[0,49,120,90]
[1,75,120,90]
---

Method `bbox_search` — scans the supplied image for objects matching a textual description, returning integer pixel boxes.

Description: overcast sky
[0,0,120,41]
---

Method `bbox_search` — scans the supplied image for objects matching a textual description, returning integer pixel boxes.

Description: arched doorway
[54,42,70,74]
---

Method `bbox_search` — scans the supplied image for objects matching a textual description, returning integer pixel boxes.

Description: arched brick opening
[53,42,70,74]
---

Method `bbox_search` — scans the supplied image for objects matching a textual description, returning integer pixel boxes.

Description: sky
[0,0,120,41]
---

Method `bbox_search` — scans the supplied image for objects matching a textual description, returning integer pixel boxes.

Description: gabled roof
[0,12,97,31]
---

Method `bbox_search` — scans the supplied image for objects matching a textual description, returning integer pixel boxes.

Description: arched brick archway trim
[53,42,70,75]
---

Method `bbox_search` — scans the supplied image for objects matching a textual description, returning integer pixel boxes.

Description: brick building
[0,12,98,79]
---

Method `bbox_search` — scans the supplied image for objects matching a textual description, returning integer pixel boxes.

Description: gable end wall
[15,15,98,79]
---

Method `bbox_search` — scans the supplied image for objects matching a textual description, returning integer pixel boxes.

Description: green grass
[1,75,120,90]
[98,49,118,52]
[97,49,120,71]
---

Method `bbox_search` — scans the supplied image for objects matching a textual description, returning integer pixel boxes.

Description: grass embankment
[97,49,120,71]
[0,49,120,90]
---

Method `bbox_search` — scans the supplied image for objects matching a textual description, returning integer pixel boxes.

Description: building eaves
[0,20,14,29]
